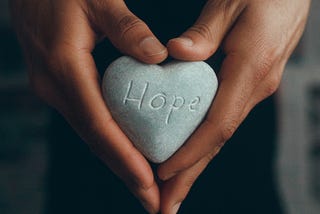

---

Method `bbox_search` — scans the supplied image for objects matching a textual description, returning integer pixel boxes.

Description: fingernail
[170,37,194,47]
[172,202,182,214]
[139,37,166,56]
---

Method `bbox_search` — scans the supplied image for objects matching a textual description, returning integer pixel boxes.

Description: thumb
[167,0,245,61]
[86,0,167,64]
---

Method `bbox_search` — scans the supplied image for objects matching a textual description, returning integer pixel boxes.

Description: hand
[157,0,310,213]
[10,0,168,213]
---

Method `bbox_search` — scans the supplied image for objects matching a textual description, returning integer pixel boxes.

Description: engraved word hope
[123,80,201,124]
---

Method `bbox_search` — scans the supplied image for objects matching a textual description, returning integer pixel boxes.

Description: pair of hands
[10,0,310,213]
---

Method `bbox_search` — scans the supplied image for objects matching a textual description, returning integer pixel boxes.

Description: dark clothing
[45,1,283,213]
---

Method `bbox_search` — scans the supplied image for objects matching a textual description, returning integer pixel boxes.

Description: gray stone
[102,56,218,163]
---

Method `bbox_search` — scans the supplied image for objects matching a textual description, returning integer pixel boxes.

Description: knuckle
[129,177,154,196]
[117,14,146,38]
[208,0,242,16]
[203,119,227,150]
[254,54,275,82]
[264,74,281,96]
[219,118,238,142]
[85,1,114,33]
[215,141,226,151]
[253,60,272,82]
[183,175,197,190]
[204,150,217,164]
[189,23,213,44]
[253,42,282,79]
[202,147,223,167]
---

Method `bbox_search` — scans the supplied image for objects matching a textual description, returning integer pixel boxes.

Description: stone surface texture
[102,56,218,163]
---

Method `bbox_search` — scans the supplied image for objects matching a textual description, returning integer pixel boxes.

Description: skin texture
[10,0,310,213]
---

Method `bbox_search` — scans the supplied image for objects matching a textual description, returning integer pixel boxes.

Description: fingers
[25,4,161,212]
[158,53,259,180]
[158,2,299,181]
[167,0,246,60]
[160,153,212,214]
[158,0,310,211]
[86,0,167,64]
[42,49,160,213]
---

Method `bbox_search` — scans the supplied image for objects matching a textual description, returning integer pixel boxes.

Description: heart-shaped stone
[102,56,218,163]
